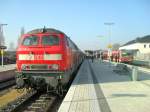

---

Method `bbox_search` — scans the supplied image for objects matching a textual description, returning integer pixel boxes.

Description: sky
[0,0,150,50]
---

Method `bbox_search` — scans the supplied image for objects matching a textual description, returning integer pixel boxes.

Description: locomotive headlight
[19,54,34,60]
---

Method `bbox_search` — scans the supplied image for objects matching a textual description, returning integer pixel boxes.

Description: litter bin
[132,66,138,81]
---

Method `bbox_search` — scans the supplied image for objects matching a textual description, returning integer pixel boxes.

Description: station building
[119,35,150,61]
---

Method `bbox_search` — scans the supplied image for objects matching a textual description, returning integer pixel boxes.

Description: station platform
[0,64,16,72]
[58,60,150,112]
[0,64,16,82]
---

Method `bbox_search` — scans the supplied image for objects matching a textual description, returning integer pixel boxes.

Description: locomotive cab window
[22,36,38,46]
[42,35,59,46]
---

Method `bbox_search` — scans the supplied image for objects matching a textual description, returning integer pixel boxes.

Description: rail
[0,78,15,90]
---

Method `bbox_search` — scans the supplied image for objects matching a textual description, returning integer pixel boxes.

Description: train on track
[16,28,84,95]
[102,50,133,63]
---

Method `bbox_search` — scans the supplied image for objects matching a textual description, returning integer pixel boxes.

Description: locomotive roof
[27,28,65,35]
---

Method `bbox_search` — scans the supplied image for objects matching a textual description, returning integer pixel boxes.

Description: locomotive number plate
[34,54,44,60]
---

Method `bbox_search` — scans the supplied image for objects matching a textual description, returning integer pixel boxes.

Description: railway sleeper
[23,110,35,112]
[27,107,44,112]
[25,95,55,112]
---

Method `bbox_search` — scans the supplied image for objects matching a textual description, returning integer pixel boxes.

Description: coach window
[70,40,76,50]
[67,38,77,50]
[22,36,38,46]
[65,37,69,47]
[67,38,73,48]
[74,44,79,50]
[144,44,146,48]
[42,35,59,45]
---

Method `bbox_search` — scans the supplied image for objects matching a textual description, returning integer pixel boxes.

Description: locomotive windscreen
[22,35,60,46]
[42,35,59,46]
[22,35,38,46]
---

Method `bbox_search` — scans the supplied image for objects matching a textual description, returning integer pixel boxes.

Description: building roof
[123,35,150,46]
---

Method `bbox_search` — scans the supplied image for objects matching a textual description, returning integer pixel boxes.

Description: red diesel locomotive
[16,28,84,94]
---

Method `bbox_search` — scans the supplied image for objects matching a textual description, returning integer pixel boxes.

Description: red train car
[101,50,108,60]
[111,50,120,62]
[16,28,84,94]
[102,50,133,63]
[119,50,133,63]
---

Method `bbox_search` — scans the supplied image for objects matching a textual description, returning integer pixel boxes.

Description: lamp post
[97,35,104,61]
[104,22,114,63]
[0,24,7,46]
[0,23,7,66]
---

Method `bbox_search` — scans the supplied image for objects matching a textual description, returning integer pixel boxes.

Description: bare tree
[112,43,120,50]
[8,42,15,51]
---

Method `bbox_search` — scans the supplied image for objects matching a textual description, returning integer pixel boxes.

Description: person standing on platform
[115,55,117,62]
[92,55,94,63]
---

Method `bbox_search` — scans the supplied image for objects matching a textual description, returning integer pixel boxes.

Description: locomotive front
[16,28,69,94]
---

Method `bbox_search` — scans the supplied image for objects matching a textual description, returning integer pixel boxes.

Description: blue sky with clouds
[0,0,150,50]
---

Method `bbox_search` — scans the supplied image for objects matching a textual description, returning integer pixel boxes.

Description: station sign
[107,44,112,49]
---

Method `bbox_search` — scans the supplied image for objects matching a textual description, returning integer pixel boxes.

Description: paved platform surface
[0,64,16,82]
[58,60,150,112]
[0,64,16,73]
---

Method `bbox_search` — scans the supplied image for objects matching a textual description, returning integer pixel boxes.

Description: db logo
[34,55,43,60]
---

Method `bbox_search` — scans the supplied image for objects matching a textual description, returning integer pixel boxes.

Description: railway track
[0,78,16,90]
[0,88,60,112]
[19,93,57,112]
[0,63,82,112]
[0,89,37,112]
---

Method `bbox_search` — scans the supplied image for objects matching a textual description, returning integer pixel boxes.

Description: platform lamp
[97,35,104,60]
[0,23,7,67]
[104,22,114,63]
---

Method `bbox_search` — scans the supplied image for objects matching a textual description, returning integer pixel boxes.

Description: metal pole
[104,22,114,44]
[1,49,3,67]
[0,24,7,46]
[104,22,114,65]
[0,23,7,67]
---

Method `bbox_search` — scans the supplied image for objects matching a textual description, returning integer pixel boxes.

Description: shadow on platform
[111,93,147,98]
